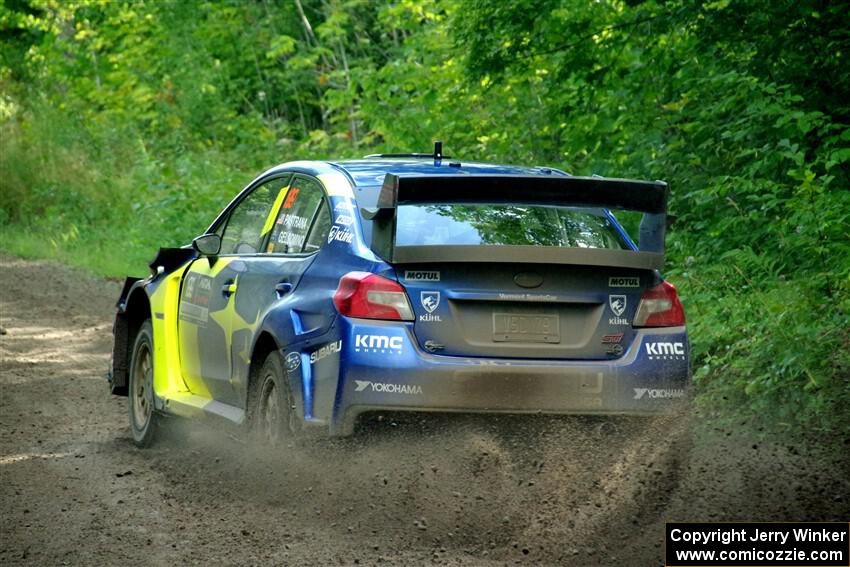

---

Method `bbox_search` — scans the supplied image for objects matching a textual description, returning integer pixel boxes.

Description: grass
[0,223,151,278]
[0,110,261,279]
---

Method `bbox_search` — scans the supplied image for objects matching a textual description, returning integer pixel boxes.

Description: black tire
[128,320,159,447]
[250,351,300,446]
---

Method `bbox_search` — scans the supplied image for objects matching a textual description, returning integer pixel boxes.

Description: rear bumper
[330,320,690,435]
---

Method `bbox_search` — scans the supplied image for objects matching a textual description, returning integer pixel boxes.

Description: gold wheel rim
[131,343,153,430]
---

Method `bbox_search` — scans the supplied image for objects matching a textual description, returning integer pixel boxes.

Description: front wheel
[128,320,159,447]
[251,352,300,446]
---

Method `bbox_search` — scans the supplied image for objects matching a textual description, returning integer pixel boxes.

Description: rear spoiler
[361,173,669,270]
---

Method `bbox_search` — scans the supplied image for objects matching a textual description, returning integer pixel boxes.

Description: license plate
[492,313,560,343]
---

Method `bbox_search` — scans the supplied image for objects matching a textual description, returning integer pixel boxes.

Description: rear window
[394,204,627,249]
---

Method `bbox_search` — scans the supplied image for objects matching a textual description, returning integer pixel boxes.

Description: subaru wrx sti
[110,148,690,445]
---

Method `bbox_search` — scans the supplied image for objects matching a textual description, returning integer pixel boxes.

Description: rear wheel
[252,352,299,446]
[128,320,159,447]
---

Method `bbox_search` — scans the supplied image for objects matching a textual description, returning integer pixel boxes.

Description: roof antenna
[433,140,442,166]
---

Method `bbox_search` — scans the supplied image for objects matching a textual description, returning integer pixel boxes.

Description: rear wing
[361,173,669,270]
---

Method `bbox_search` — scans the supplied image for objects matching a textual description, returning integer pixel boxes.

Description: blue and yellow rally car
[110,148,689,445]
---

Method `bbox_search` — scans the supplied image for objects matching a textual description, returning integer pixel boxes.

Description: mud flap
[110,277,142,395]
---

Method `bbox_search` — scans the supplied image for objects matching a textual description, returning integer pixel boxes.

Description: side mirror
[192,233,221,256]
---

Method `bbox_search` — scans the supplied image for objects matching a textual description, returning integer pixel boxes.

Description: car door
[225,174,333,408]
[177,173,333,407]
[177,175,290,403]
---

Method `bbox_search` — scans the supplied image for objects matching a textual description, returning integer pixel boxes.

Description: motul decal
[609,276,640,288]
[404,270,440,282]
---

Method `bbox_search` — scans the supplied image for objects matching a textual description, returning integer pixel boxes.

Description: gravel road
[1,255,847,566]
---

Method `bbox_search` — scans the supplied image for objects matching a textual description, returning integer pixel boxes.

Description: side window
[267,176,328,254]
[220,177,288,255]
[304,201,332,252]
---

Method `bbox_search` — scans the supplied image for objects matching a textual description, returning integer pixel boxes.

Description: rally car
[109,146,690,446]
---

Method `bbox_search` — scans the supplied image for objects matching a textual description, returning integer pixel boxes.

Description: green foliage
[1,0,848,434]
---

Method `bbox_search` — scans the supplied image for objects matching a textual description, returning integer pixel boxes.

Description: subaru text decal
[354,334,403,354]
[310,340,341,365]
[498,292,558,302]
[354,380,422,395]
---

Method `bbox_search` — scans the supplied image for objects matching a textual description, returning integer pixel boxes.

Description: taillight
[633,281,685,327]
[333,271,414,321]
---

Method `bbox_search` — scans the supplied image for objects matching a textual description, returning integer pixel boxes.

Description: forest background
[1,0,848,436]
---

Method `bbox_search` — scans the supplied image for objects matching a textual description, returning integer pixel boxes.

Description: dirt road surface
[1,255,847,566]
